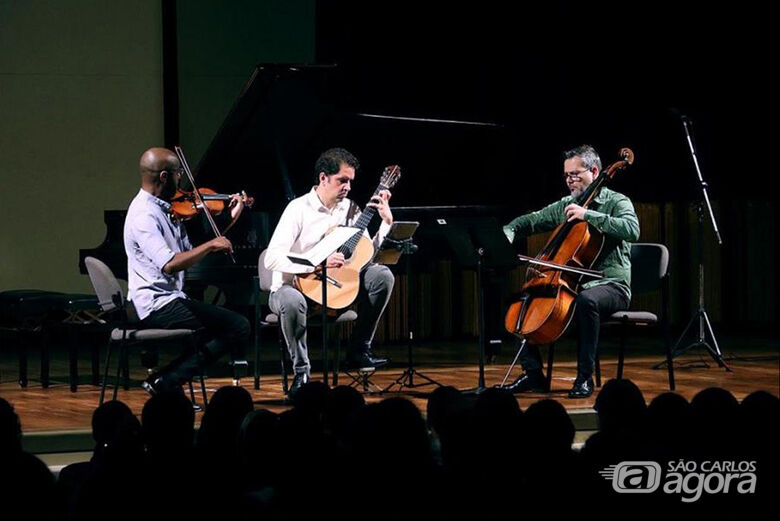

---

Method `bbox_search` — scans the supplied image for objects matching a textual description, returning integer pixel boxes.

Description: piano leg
[18,335,28,387]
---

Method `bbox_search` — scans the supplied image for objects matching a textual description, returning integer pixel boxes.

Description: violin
[170,188,254,220]
[173,146,250,264]
[504,148,634,344]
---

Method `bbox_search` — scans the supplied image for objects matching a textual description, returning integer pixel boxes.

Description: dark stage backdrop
[316,1,773,205]
[169,1,775,337]
[315,1,777,336]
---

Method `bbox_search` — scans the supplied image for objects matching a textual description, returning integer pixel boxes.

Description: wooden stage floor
[2,348,777,438]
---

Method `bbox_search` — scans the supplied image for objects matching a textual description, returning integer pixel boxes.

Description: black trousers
[518,283,630,379]
[140,298,250,387]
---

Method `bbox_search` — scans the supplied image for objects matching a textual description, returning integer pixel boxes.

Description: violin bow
[174,145,236,264]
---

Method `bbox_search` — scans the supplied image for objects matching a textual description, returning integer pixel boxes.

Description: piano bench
[0,290,103,391]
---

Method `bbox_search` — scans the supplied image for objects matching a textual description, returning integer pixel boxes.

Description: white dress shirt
[264,187,391,292]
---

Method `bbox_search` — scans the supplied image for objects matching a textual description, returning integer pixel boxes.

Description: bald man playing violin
[502,144,639,398]
[123,147,250,396]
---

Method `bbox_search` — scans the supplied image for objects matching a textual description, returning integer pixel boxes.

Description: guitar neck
[338,185,385,254]
[353,185,384,229]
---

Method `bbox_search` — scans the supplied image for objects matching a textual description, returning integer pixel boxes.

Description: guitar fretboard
[337,183,387,256]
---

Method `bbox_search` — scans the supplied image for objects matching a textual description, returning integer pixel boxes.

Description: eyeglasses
[162,168,184,178]
[148,167,184,177]
[563,169,591,181]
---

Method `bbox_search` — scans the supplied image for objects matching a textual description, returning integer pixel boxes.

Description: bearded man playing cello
[502,145,640,398]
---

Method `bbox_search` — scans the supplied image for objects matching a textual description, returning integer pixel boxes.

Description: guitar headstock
[379,165,402,190]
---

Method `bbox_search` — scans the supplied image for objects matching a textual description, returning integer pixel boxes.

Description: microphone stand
[656,115,731,371]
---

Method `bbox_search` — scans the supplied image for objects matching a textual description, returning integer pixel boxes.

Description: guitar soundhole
[341,247,353,259]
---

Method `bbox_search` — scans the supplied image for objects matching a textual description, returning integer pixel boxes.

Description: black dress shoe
[289,372,309,397]
[568,377,594,398]
[502,371,548,393]
[142,373,183,397]
[347,352,389,370]
[141,374,163,396]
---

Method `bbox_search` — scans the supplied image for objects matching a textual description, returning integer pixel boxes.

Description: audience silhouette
[1,397,57,520]
[2,379,777,517]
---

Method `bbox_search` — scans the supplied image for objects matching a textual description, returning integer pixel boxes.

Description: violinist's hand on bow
[565,203,587,222]
[367,189,393,225]
[208,236,234,254]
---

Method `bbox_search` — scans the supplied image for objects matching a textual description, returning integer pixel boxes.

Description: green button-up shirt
[503,187,640,299]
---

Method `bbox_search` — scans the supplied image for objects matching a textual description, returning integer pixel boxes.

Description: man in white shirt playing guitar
[264,148,396,396]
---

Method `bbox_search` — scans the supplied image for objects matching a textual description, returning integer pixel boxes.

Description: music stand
[375,221,420,265]
[435,216,517,393]
[376,222,444,393]
[286,226,362,384]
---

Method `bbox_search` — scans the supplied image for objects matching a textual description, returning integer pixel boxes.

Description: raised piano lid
[193,63,521,218]
[194,64,343,221]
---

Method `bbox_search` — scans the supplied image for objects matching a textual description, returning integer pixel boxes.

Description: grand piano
[79,64,522,340]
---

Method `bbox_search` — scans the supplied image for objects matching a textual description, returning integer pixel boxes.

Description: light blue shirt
[123,189,191,320]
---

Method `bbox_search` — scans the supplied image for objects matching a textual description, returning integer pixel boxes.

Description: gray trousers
[269,263,395,376]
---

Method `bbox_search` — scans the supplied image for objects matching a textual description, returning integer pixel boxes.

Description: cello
[503,148,635,350]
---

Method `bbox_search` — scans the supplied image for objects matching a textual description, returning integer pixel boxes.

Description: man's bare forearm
[163,242,213,274]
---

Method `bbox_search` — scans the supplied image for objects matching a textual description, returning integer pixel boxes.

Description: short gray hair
[563,145,601,171]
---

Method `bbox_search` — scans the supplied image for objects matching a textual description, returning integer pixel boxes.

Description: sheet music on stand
[375,221,419,265]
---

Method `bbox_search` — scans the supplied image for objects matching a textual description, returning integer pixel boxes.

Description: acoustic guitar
[295,165,402,309]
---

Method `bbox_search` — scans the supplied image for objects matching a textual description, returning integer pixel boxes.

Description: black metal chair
[84,257,208,405]
[546,243,675,390]
[255,250,357,394]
